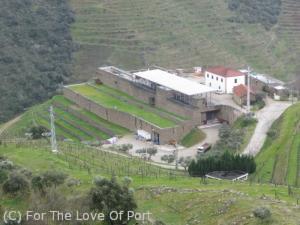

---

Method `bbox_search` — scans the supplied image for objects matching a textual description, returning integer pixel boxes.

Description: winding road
[243,98,292,156]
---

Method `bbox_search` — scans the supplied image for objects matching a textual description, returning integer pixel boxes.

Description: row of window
[206,74,224,82]
[206,74,238,84]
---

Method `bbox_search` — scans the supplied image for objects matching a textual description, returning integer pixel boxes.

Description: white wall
[205,71,245,94]
[205,72,226,93]
[226,76,245,94]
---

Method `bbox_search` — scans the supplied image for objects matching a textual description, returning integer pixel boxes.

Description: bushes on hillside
[88,176,137,225]
[29,125,48,139]
[253,207,272,221]
[2,174,29,195]
[209,124,244,155]
[188,151,256,177]
[0,0,75,123]
[228,0,282,29]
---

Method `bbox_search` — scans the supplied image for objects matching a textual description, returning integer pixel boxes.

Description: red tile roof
[206,66,244,77]
[233,84,254,97]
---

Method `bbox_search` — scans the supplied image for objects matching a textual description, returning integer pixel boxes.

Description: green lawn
[180,128,206,147]
[254,103,300,186]
[91,83,187,121]
[68,84,178,128]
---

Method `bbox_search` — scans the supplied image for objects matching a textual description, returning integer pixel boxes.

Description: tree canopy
[0,0,75,123]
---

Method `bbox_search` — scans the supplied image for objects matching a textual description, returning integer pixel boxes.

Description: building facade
[63,66,244,144]
[205,67,245,94]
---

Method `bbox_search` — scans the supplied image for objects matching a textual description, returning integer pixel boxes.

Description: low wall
[63,88,194,144]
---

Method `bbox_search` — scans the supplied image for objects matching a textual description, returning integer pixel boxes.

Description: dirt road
[243,98,291,156]
[0,115,21,136]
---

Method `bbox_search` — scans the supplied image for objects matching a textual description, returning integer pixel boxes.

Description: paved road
[243,98,292,156]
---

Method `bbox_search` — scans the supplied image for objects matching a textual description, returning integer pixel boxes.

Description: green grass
[68,84,178,128]
[180,128,206,147]
[0,95,130,141]
[254,103,300,186]
[91,83,187,121]
[233,117,257,153]
[1,143,300,225]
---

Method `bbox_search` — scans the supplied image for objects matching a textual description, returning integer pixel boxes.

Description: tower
[50,105,58,153]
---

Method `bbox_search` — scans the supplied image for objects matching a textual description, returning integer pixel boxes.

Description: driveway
[109,124,221,164]
[177,124,221,159]
[243,98,292,156]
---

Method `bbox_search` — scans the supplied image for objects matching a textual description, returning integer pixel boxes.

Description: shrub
[3,174,29,195]
[253,207,271,220]
[29,126,48,139]
[161,154,175,164]
[0,169,8,184]
[88,177,137,225]
[267,129,277,139]
[42,171,67,188]
[240,116,257,127]
[0,160,14,170]
[66,178,81,187]
[109,144,133,152]
[136,147,158,159]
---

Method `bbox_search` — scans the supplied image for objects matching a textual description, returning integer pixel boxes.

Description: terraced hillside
[277,0,300,75]
[0,96,129,142]
[253,103,300,187]
[70,0,297,80]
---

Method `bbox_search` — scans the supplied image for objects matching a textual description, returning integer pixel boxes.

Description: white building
[205,67,245,94]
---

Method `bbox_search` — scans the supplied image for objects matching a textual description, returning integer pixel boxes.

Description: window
[212,75,214,79]
[221,78,223,83]
[209,82,212,87]
[207,74,209,78]
[216,77,218,81]
[234,79,237,83]
[218,86,221,89]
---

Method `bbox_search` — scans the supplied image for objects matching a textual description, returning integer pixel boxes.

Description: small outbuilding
[233,84,256,106]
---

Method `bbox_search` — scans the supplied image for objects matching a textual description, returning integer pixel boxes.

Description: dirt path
[243,98,292,156]
[0,115,22,136]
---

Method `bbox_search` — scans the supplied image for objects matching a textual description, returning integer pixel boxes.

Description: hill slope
[0,95,129,141]
[0,0,75,123]
[254,103,300,186]
[1,143,300,224]
[70,0,298,81]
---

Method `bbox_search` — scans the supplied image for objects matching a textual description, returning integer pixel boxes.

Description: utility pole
[247,66,251,114]
[50,106,58,153]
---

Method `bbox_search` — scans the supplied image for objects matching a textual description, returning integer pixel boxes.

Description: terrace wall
[63,88,195,144]
[96,69,154,103]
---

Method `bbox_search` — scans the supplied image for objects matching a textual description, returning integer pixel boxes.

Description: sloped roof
[206,66,245,78]
[233,84,254,97]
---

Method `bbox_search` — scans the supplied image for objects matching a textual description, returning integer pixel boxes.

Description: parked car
[197,143,211,153]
